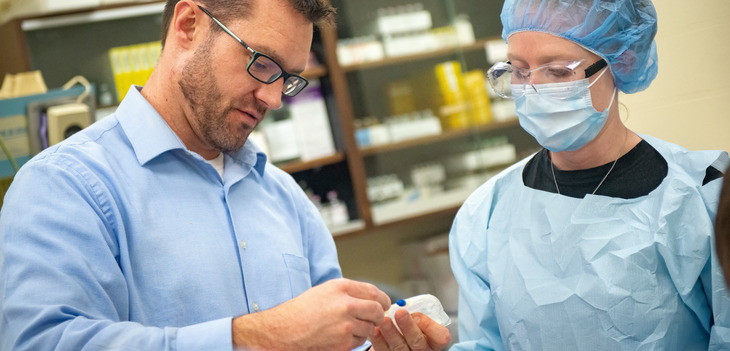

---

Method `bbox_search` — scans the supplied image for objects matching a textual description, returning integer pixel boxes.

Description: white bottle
[326,191,349,227]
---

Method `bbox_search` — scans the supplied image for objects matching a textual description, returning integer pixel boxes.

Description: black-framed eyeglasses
[197,5,309,97]
[487,59,608,99]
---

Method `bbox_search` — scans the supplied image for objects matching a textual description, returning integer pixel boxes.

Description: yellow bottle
[464,70,493,125]
[434,61,469,130]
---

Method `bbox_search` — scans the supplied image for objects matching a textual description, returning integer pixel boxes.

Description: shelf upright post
[317,23,374,229]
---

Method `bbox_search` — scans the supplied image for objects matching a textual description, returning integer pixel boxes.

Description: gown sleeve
[449,181,505,351]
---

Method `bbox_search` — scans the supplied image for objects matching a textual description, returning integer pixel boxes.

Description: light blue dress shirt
[449,136,730,350]
[0,86,346,350]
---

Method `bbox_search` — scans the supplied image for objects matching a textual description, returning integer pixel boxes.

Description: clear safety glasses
[487,59,607,99]
[198,5,309,97]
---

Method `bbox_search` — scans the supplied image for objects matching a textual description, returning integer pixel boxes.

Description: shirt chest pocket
[283,253,312,298]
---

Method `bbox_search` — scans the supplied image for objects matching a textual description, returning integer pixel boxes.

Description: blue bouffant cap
[500,0,658,94]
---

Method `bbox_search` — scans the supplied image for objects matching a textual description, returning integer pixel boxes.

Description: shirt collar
[116,86,267,175]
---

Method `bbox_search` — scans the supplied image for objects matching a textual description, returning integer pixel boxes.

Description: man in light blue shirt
[0,0,450,350]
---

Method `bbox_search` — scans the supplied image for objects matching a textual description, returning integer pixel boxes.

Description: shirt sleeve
[448,184,504,351]
[293,178,343,286]
[0,154,232,351]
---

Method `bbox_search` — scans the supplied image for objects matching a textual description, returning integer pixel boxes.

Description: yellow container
[434,61,470,129]
[387,80,416,116]
[464,70,493,125]
[108,41,162,103]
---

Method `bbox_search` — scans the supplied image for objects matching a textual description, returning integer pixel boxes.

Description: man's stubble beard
[178,37,266,153]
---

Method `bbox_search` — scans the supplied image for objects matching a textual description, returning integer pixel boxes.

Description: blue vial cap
[396,299,406,307]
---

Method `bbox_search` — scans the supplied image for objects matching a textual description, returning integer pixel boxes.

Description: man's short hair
[160,0,336,47]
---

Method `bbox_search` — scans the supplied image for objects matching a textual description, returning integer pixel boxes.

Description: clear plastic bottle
[326,191,349,227]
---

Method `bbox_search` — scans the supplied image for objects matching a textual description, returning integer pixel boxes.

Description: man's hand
[369,308,451,351]
[231,278,391,351]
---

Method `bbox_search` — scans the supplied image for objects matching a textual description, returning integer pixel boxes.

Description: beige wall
[622,0,730,152]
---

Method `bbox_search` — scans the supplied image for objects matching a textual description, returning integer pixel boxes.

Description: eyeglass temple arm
[584,59,608,78]
[196,5,256,55]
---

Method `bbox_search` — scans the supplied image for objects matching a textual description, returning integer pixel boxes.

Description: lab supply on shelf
[387,80,416,116]
[336,36,385,66]
[4,0,100,21]
[355,117,391,148]
[350,4,476,59]
[97,83,114,107]
[367,174,405,203]
[382,23,475,58]
[446,137,517,174]
[435,61,469,129]
[46,103,90,146]
[301,184,351,231]
[247,130,269,157]
[375,3,432,36]
[382,31,438,57]
[0,83,91,178]
[109,41,161,102]
[385,294,452,332]
[326,191,350,227]
[354,120,371,148]
[485,38,509,64]
[454,15,476,44]
[370,184,478,225]
[411,163,446,197]
[463,70,494,125]
[0,71,47,99]
[490,100,518,122]
[285,81,336,161]
[386,110,442,143]
[263,119,300,163]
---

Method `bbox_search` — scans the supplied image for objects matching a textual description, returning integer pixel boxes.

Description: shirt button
[240,241,247,249]
[252,302,259,312]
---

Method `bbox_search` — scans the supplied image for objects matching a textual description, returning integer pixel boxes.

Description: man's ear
[169,0,203,50]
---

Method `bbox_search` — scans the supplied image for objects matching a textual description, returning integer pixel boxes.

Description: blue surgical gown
[449,135,730,350]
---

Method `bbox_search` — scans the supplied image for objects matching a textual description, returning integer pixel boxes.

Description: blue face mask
[514,70,616,152]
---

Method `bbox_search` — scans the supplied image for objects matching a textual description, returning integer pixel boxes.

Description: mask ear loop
[586,64,617,112]
[603,87,618,112]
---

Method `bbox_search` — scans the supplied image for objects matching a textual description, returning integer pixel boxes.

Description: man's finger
[343,280,391,310]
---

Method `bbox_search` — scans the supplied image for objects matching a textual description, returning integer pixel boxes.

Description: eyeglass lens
[248,54,307,97]
[488,61,593,99]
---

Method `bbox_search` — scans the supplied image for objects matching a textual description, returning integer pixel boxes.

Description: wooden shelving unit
[0,1,536,239]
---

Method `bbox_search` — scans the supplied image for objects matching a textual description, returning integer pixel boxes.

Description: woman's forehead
[507,31,599,64]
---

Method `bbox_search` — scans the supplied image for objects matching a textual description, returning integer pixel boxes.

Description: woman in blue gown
[449,0,730,349]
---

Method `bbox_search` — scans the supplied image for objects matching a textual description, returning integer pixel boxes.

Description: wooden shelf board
[330,219,366,237]
[275,152,345,174]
